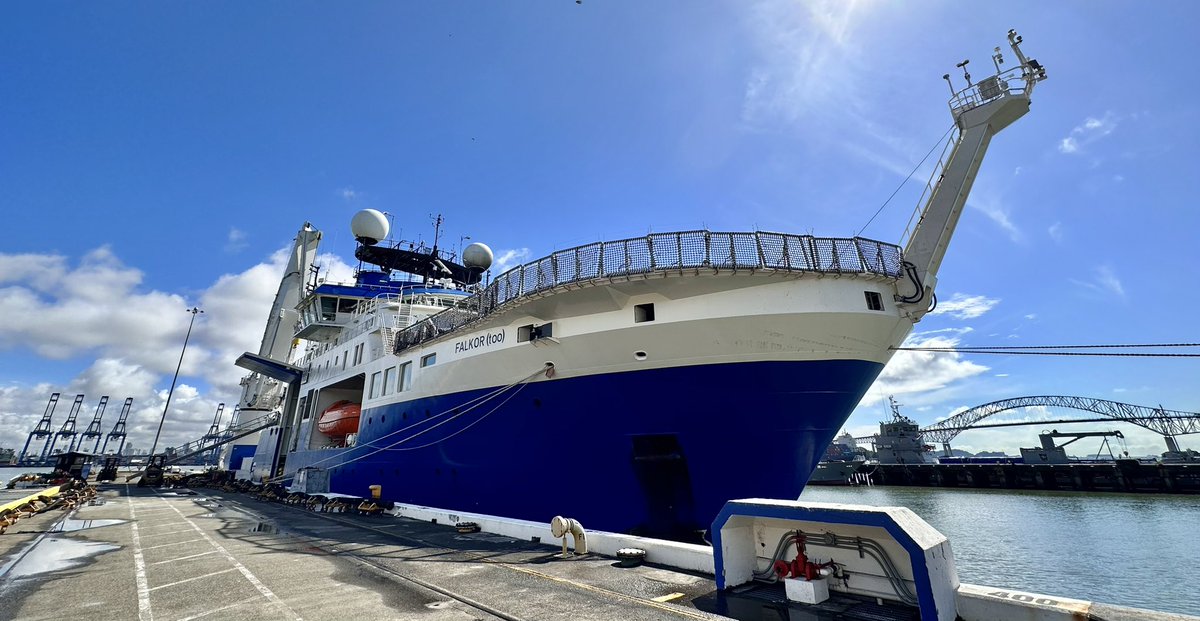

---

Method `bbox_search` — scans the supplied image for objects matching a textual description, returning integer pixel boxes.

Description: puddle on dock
[4,537,120,580]
[51,519,127,533]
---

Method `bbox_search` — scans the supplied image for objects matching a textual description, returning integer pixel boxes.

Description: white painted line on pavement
[143,538,204,551]
[127,489,154,621]
[148,567,237,591]
[150,550,218,566]
[159,497,303,620]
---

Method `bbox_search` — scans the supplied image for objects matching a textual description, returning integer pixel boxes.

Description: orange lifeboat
[317,400,361,436]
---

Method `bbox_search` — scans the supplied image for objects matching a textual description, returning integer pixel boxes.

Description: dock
[865,461,1200,493]
[0,483,724,621]
[1,480,1196,621]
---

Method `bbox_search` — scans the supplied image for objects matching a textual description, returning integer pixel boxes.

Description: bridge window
[421,353,437,368]
[320,297,337,321]
[864,291,884,311]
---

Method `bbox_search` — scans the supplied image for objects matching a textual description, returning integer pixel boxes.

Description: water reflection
[4,537,120,580]
[799,486,1200,616]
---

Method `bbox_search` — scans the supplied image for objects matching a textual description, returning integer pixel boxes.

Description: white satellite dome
[350,209,389,245]
[462,242,494,271]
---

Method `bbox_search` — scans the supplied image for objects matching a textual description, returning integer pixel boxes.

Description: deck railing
[394,230,903,353]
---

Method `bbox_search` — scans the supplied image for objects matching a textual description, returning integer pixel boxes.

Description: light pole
[148,306,203,458]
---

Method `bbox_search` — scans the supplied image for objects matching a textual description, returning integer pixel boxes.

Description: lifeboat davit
[317,400,361,436]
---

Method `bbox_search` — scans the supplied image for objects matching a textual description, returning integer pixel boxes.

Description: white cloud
[493,248,532,274]
[225,227,248,253]
[0,241,352,452]
[967,195,1021,242]
[859,332,989,408]
[1047,222,1063,242]
[339,187,359,200]
[1057,112,1118,155]
[740,0,864,128]
[1024,313,1037,320]
[1070,264,1125,299]
[931,293,1000,320]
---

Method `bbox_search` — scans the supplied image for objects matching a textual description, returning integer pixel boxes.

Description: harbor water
[800,485,1200,616]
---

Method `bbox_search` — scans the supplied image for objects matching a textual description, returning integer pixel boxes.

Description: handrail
[947,65,1029,116]
[394,230,903,353]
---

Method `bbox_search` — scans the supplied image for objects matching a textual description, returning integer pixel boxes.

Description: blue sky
[1,1,1197,457]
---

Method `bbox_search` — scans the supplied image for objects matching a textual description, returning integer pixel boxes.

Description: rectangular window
[864,291,884,311]
[382,366,396,396]
[634,303,655,323]
[421,353,437,368]
[369,371,382,399]
[398,361,413,392]
[320,297,337,321]
[342,350,348,370]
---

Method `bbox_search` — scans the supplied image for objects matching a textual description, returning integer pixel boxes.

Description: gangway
[47,394,85,459]
[18,393,59,466]
[125,412,279,482]
[101,398,133,456]
[79,396,109,454]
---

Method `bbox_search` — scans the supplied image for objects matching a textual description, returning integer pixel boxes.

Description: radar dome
[350,209,389,245]
[462,242,494,271]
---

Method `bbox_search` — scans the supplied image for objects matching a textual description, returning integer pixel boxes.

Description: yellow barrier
[0,485,63,515]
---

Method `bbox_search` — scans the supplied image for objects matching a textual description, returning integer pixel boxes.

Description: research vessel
[224,32,1046,538]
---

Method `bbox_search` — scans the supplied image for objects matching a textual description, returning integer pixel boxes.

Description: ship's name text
[455,331,505,353]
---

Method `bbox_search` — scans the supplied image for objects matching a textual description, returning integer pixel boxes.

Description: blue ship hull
[283,359,884,538]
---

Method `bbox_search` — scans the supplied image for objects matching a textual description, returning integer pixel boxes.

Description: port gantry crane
[201,403,226,464]
[47,394,85,458]
[79,396,110,454]
[101,398,134,456]
[18,393,59,466]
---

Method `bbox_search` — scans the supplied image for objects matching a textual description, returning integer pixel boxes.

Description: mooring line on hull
[366,381,530,452]
[266,364,549,483]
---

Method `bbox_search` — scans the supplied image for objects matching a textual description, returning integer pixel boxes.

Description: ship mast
[898,30,1047,319]
[231,223,322,424]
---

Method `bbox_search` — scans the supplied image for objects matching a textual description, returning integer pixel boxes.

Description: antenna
[942,73,955,96]
[955,59,972,86]
[991,46,1004,73]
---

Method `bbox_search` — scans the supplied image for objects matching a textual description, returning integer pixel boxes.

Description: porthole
[634,351,648,361]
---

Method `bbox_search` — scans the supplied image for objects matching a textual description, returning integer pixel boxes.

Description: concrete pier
[0,484,722,621]
[1,482,1196,621]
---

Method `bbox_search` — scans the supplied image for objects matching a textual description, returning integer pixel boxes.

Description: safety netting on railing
[394,230,902,353]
